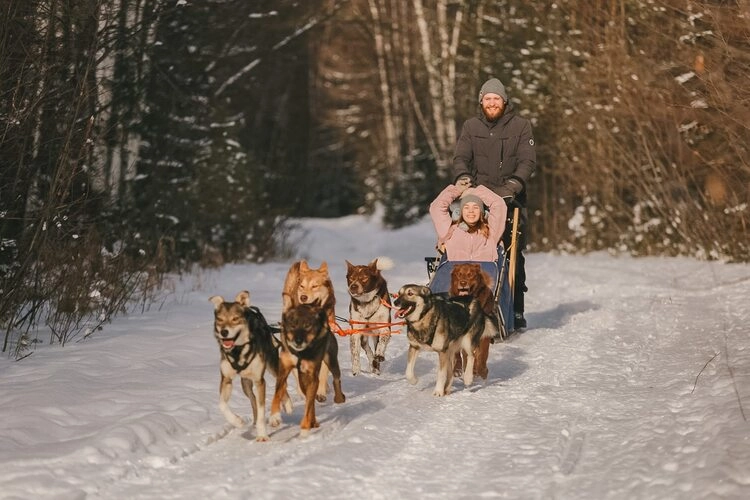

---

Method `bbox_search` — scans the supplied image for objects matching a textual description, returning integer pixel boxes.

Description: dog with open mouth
[393,284,485,396]
[209,291,292,441]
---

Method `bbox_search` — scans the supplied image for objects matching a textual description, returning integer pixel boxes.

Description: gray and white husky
[393,284,487,396]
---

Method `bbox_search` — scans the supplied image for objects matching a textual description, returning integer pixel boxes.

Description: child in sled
[429,183,507,261]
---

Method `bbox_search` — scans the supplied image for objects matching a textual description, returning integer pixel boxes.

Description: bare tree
[542,0,749,259]
[0,0,165,356]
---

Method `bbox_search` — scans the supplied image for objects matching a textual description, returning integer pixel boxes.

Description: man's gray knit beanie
[478,78,508,103]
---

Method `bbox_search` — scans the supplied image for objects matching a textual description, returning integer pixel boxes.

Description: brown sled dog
[346,259,391,376]
[270,296,346,437]
[449,263,499,380]
[209,291,292,441]
[282,260,337,401]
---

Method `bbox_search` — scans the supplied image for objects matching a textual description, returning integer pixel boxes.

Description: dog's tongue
[395,308,408,318]
[222,340,235,348]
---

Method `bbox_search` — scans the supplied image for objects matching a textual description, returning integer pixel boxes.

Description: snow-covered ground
[1,214,749,499]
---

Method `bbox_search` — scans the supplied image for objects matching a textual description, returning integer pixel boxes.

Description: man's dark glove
[497,177,523,198]
[503,196,524,211]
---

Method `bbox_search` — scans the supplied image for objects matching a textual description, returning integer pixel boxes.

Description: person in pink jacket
[429,184,507,262]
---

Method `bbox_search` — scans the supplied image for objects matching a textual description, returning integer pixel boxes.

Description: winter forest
[1,0,749,357]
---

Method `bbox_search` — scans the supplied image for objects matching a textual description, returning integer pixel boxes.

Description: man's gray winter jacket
[452,105,536,200]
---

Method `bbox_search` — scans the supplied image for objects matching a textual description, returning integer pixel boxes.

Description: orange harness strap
[328,299,406,337]
[330,321,404,337]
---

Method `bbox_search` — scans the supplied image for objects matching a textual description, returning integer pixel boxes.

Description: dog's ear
[319,261,328,273]
[346,260,353,271]
[209,295,224,310]
[234,290,251,308]
[317,307,328,327]
[369,258,378,270]
[481,270,492,287]
[420,285,432,296]
[282,292,294,312]
[299,260,310,272]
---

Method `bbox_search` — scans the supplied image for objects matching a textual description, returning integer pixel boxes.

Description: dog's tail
[466,298,496,343]
[482,312,500,340]
[375,256,394,271]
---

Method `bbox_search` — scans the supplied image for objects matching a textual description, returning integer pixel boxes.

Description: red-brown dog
[346,259,391,376]
[449,263,497,379]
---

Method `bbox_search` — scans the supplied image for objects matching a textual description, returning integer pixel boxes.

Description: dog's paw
[432,389,446,397]
[255,434,270,442]
[299,428,310,438]
[372,358,382,375]
[334,393,346,404]
[228,415,245,428]
[463,373,474,386]
[269,412,282,427]
[351,367,360,377]
[315,394,327,403]
[406,374,418,385]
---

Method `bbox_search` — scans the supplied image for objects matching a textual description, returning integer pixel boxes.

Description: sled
[425,204,521,340]
[425,248,513,340]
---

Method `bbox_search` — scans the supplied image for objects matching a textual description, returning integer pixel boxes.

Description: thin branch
[215,1,348,97]
[691,351,719,394]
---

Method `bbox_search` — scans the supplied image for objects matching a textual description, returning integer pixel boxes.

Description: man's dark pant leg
[514,215,527,314]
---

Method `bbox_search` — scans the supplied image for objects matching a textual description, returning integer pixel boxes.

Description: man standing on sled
[452,77,536,330]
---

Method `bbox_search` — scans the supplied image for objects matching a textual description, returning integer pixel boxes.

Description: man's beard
[482,104,504,122]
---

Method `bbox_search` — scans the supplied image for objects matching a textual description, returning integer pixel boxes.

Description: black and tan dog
[270,295,346,437]
[209,291,292,442]
[394,284,486,396]
[346,259,391,376]
[282,260,337,401]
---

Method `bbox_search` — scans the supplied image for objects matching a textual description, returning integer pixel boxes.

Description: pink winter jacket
[429,184,507,262]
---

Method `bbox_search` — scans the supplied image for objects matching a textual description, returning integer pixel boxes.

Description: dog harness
[223,340,258,373]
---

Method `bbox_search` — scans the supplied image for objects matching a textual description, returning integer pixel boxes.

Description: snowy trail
[2,216,750,499]
[92,254,750,500]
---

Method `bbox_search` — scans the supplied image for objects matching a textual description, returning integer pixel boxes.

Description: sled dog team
[209,258,499,440]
